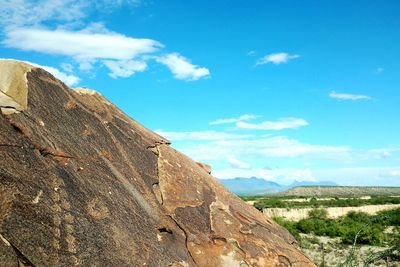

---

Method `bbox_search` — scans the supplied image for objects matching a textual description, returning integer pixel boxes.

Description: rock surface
[0,60,315,267]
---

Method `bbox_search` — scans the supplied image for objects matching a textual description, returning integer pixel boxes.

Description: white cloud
[329,91,372,101]
[313,167,400,186]
[155,130,253,141]
[292,169,317,182]
[227,157,251,170]
[256,52,300,65]
[247,50,256,56]
[1,2,210,81]
[0,0,142,28]
[1,58,80,86]
[236,117,308,130]
[38,64,80,86]
[3,26,161,78]
[103,60,147,78]
[209,114,258,125]
[3,27,163,61]
[214,168,274,181]
[0,0,87,28]
[214,168,317,184]
[178,135,348,161]
[389,170,400,177]
[60,63,74,73]
[94,0,142,9]
[363,147,400,160]
[155,53,210,81]
[214,166,400,186]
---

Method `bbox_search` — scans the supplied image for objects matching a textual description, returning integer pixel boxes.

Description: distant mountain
[289,180,338,187]
[219,177,338,196]
[219,177,284,196]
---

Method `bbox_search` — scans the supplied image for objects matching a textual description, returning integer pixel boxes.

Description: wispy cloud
[1,58,80,86]
[256,52,300,65]
[329,91,372,101]
[0,0,142,27]
[389,170,400,177]
[227,157,251,170]
[247,50,256,56]
[209,114,258,125]
[155,53,210,81]
[236,117,308,130]
[155,130,253,141]
[178,135,348,161]
[103,59,147,78]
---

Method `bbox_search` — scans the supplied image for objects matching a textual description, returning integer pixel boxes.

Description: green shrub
[272,209,399,246]
[308,208,328,219]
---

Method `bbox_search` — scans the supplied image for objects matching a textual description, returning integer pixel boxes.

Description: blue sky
[1,0,399,185]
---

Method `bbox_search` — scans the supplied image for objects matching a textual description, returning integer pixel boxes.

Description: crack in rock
[0,233,36,267]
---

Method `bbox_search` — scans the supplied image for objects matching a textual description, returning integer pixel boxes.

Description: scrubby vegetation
[275,208,400,266]
[246,196,400,210]
[273,208,399,246]
[244,194,400,265]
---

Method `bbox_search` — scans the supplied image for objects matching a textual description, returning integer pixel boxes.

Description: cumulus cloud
[209,114,258,125]
[155,53,210,81]
[236,117,308,130]
[0,58,80,86]
[256,52,300,65]
[329,91,372,101]
[227,157,251,170]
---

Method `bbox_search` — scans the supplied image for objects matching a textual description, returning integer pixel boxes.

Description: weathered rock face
[0,60,315,267]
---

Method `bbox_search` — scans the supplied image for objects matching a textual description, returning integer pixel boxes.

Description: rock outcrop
[0,60,314,267]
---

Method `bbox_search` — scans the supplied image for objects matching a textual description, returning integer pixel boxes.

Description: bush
[273,216,300,240]
[308,208,328,219]
[272,209,399,246]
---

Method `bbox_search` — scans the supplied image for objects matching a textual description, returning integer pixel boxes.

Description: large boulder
[0,60,314,267]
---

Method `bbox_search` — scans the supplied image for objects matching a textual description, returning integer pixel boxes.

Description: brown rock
[0,60,315,267]
[196,161,212,174]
